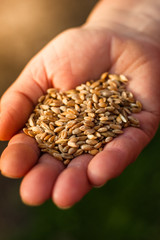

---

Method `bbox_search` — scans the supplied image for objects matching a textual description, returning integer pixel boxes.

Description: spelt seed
[81,144,93,151]
[64,160,70,165]
[84,116,94,121]
[50,100,62,107]
[63,145,70,153]
[74,149,83,156]
[39,132,47,140]
[86,139,98,145]
[128,116,140,125]
[109,74,120,80]
[55,139,68,144]
[60,130,67,139]
[40,122,50,131]
[65,120,77,129]
[44,135,51,141]
[68,137,78,142]
[45,129,55,135]
[67,108,77,114]
[99,116,109,121]
[95,132,102,138]
[68,147,77,155]
[61,153,73,159]
[101,132,111,137]
[84,129,95,135]
[55,121,64,126]
[49,122,55,130]
[49,143,55,148]
[98,102,107,108]
[87,134,97,140]
[119,74,128,82]
[119,114,127,123]
[38,95,45,102]
[131,108,141,113]
[109,124,122,130]
[100,72,108,80]
[92,93,98,103]
[75,104,80,111]
[79,125,89,131]
[96,108,106,113]
[51,107,61,114]
[112,129,123,134]
[89,149,99,155]
[72,122,82,129]
[66,113,76,119]
[58,145,64,153]
[100,89,112,97]
[23,128,30,136]
[72,128,82,135]
[52,153,63,161]
[84,120,95,127]
[105,137,113,143]
[105,131,115,137]
[98,127,108,132]
[94,142,102,149]
[136,100,142,109]
[60,106,67,112]
[48,135,55,143]
[76,141,86,145]
[54,126,64,133]
[106,106,115,112]
[66,100,75,107]
[78,136,87,141]
[68,140,78,148]
[90,81,100,88]
[28,114,36,127]
[40,105,49,110]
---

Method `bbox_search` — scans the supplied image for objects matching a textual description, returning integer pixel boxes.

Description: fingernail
[93,182,107,188]
[56,205,72,210]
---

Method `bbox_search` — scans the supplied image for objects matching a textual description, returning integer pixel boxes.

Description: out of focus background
[0,0,160,240]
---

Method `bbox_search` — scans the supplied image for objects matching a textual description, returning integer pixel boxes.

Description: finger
[43,28,111,91]
[87,125,150,187]
[0,56,49,140]
[0,133,40,178]
[52,154,92,209]
[20,154,64,206]
[110,39,160,115]
[88,107,159,187]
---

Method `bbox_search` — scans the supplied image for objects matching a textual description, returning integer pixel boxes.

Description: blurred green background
[0,1,160,240]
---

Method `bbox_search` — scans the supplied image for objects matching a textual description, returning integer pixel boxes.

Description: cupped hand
[0,25,160,208]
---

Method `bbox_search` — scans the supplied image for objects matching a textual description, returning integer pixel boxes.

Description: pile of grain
[23,72,142,165]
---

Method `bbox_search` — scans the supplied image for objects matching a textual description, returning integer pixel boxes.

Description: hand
[0,4,160,208]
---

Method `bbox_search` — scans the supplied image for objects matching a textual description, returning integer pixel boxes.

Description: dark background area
[0,1,160,240]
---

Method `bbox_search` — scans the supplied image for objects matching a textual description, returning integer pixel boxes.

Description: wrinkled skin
[0,23,160,208]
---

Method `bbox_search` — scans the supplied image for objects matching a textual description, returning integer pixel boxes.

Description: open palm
[0,26,160,208]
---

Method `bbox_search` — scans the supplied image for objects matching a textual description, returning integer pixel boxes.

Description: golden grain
[24,72,142,165]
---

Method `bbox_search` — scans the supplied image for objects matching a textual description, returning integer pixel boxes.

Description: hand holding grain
[0,1,160,208]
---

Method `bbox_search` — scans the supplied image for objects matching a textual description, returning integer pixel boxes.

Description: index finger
[0,56,49,140]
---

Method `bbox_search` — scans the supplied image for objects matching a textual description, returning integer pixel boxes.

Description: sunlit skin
[0,0,160,208]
